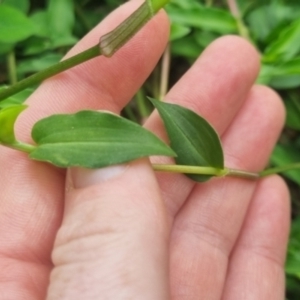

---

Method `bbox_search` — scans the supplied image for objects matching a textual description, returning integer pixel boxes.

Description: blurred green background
[1,0,300,298]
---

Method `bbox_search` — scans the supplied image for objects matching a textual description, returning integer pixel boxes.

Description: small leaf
[47,0,77,47]
[30,110,176,168]
[3,0,30,13]
[171,35,202,59]
[170,23,191,41]
[271,144,300,185]
[150,98,224,182]
[263,19,300,63]
[0,5,36,43]
[0,105,27,144]
[167,5,237,34]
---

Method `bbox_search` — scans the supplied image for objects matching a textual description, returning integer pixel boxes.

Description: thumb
[46,159,170,300]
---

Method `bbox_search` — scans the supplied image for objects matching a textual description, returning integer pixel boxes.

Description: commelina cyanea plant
[0,0,298,182]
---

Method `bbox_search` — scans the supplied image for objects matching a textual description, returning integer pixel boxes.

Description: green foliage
[151,98,224,182]
[0,5,36,43]
[1,0,300,297]
[30,110,175,168]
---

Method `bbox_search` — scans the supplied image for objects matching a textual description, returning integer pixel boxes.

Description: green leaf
[167,5,237,34]
[171,35,202,59]
[285,94,300,130]
[258,58,300,89]
[194,30,219,48]
[0,42,14,55]
[30,10,50,38]
[263,19,300,63]
[246,2,300,43]
[3,0,30,13]
[0,105,27,144]
[150,98,224,182]
[30,110,176,168]
[0,5,36,43]
[271,144,300,185]
[47,0,77,47]
[170,23,191,41]
[0,87,33,109]
[286,217,300,279]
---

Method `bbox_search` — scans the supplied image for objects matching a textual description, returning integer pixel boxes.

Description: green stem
[99,0,170,57]
[260,163,300,177]
[123,104,138,123]
[7,50,17,85]
[0,45,101,102]
[136,88,150,118]
[75,3,92,31]
[152,164,228,176]
[0,0,171,101]
[227,0,251,41]
[152,164,260,180]
[226,168,260,180]
[2,141,36,153]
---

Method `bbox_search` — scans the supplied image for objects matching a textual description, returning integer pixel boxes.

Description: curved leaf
[263,19,300,63]
[0,5,36,43]
[150,98,224,182]
[167,5,237,34]
[0,105,27,144]
[30,110,176,168]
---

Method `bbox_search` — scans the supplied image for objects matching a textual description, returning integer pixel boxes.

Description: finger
[144,36,260,215]
[222,175,290,300]
[0,1,169,299]
[169,86,285,299]
[46,160,170,299]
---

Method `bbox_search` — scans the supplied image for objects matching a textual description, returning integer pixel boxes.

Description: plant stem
[7,50,17,85]
[136,89,150,118]
[0,45,101,102]
[75,3,92,31]
[152,164,260,180]
[227,0,251,42]
[260,163,300,177]
[159,43,170,100]
[3,141,36,153]
[152,164,228,176]
[226,168,260,180]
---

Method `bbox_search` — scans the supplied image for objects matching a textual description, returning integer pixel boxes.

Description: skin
[0,0,290,299]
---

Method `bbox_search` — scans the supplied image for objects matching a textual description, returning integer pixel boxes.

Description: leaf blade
[0,5,36,43]
[30,110,176,168]
[150,98,224,182]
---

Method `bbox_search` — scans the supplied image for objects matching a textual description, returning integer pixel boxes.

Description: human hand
[0,1,290,299]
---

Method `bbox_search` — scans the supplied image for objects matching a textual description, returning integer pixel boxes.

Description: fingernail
[70,165,127,189]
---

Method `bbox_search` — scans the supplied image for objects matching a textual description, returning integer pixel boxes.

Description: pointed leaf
[271,144,300,185]
[30,110,176,168]
[167,5,237,34]
[0,105,27,144]
[150,98,224,182]
[263,19,300,63]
